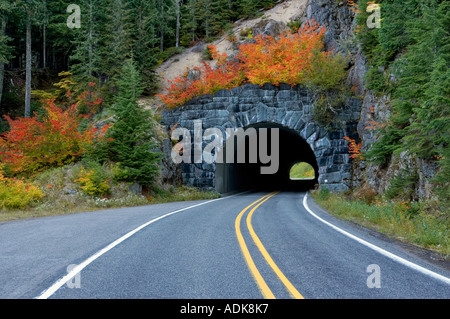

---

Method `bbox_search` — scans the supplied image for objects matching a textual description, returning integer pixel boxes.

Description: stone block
[212,96,231,103]
[278,83,292,90]
[319,183,349,193]
[276,90,293,102]
[230,87,242,96]
[315,137,331,149]
[257,103,268,122]
[261,83,276,90]
[214,89,232,97]
[293,118,306,131]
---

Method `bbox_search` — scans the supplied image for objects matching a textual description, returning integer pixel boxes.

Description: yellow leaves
[74,167,111,197]
[0,171,45,209]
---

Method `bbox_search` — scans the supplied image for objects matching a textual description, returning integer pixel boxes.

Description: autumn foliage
[343,136,364,160]
[157,45,244,108]
[0,100,110,175]
[158,20,344,108]
[238,20,326,86]
[0,169,45,209]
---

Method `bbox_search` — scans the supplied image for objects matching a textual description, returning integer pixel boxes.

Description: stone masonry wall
[162,83,362,192]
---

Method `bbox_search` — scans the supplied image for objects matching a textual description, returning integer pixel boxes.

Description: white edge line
[36,194,235,299]
[303,193,450,286]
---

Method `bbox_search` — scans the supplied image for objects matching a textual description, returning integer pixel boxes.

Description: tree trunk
[42,25,46,69]
[25,10,32,118]
[175,0,180,47]
[159,0,165,52]
[0,14,6,115]
[42,0,47,69]
[88,0,94,79]
[204,0,210,39]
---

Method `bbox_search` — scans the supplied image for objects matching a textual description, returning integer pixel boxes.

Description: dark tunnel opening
[215,123,319,193]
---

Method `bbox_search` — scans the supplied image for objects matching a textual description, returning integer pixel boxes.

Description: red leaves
[238,20,326,86]
[157,45,244,109]
[158,20,331,108]
[343,136,364,160]
[0,99,110,175]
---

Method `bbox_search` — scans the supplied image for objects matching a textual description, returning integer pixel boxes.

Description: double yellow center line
[235,192,304,299]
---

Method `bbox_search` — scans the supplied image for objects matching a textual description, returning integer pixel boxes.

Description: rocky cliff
[158,0,440,200]
[301,0,440,200]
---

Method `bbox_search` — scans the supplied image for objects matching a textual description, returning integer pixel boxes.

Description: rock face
[162,83,361,193]
[157,0,440,199]
[300,0,441,200]
[251,19,287,37]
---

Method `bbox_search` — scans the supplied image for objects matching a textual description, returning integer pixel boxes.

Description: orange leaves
[238,20,326,86]
[158,20,333,108]
[157,45,244,109]
[347,0,361,14]
[343,136,365,160]
[0,99,110,175]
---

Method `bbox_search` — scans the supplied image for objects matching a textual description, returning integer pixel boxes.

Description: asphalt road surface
[1,191,449,299]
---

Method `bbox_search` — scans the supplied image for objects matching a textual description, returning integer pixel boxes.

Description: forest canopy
[0,0,283,120]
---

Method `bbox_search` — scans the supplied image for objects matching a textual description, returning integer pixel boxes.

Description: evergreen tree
[181,0,197,45]
[45,0,77,70]
[0,0,14,114]
[364,0,450,200]
[102,0,131,91]
[401,0,450,158]
[107,59,161,187]
[125,0,159,94]
[69,0,107,87]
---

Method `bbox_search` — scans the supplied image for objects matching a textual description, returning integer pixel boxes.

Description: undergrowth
[0,163,220,223]
[311,188,449,258]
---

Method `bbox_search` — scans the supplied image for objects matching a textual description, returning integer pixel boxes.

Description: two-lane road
[0,191,449,299]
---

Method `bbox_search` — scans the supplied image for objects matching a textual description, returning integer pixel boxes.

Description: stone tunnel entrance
[162,83,361,193]
[215,123,319,193]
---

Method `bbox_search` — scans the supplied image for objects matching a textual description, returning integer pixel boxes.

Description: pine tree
[0,0,14,115]
[69,0,106,87]
[125,0,159,94]
[102,0,131,91]
[107,59,161,187]
[181,0,197,45]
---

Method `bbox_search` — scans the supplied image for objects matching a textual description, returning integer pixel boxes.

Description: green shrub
[385,168,418,200]
[74,161,111,197]
[365,66,388,93]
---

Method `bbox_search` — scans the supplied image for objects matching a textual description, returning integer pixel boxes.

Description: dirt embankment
[153,0,309,97]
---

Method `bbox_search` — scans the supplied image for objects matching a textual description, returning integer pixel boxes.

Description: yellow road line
[246,192,304,299]
[235,192,277,299]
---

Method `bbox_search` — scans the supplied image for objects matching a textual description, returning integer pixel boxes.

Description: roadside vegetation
[353,0,449,202]
[317,0,449,258]
[0,161,219,223]
[157,20,348,126]
[311,187,449,258]
[0,61,219,222]
[289,162,315,180]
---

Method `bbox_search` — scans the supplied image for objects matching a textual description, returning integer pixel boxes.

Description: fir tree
[69,0,106,87]
[102,0,131,91]
[125,0,159,94]
[107,59,161,187]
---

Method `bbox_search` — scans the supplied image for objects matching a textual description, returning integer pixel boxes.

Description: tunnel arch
[162,83,361,193]
[215,122,319,193]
